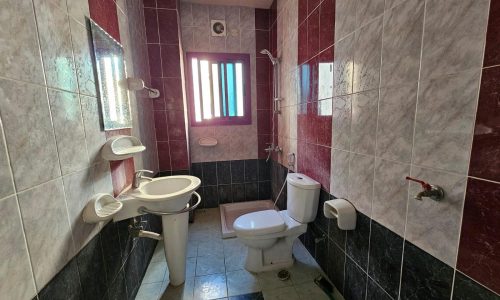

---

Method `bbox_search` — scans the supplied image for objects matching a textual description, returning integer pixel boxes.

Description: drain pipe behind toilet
[128,217,163,240]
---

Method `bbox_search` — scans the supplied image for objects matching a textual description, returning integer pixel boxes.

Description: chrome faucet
[133,170,154,188]
[406,176,445,201]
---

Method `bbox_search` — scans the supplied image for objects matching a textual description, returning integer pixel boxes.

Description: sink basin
[130,175,201,211]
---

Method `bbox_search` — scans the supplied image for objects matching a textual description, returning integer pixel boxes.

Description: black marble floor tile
[38,260,83,300]
[346,211,371,271]
[190,163,203,182]
[400,241,453,300]
[100,222,123,285]
[258,159,271,181]
[327,238,346,294]
[203,185,219,208]
[452,272,500,300]
[344,257,368,300]
[231,160,245,183]
[245,182,259,201]
[366,277,393,300]
[368,221,403,299]
[258,181,271,200]
[232,183,246,202]
[244,159,259,182]
[217,161,231,184]
[218,184,233,204]
[202,162,217,186]
[76,236,107,300]
[229,291,264,300]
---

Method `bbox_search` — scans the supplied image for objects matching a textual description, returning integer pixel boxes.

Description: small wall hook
[405,176,445,201]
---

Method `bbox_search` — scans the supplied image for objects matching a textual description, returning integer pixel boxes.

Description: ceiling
[180,0,274,9]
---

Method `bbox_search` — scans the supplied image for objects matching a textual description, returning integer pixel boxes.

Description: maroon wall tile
[143,0,156,8]
[157,0,176,9]
[483,0,500,67]
[148,44,162,77]
[319,0,335,52]
[469,66,500,182]
[307,8,320,61]
[306,101,318,143]
[298,0,308,25]
[256,30,270,57]
[167,110,187,140]
[297,103,308,141]
[144,8,159,43]
[308,0,320,16]
[163,78,184,110]
[257,84,271,109]
[154,110,169,141]
[270,0,277,25]
[151,77,166,110]
[256,58,270,84]
[161,44,181,77]
[298,21,308,65]
[270,23,277,56]
[157,142,172,170]
[317,98,332,147]
[257,110,272,135]
[89,0,120,42]
[317,145,331,190]
[457,178,500,294]
[170,140,189,169]
[158,9,179,45]
[255,9,270,30]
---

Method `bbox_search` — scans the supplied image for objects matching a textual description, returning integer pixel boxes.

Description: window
[186,52,251,126]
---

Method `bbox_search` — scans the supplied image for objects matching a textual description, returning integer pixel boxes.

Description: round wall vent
[211,20,226,37]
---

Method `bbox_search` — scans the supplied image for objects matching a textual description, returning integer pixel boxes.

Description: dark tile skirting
[190,159,272,208]
[271,160,499,300]
[33,214,162,300]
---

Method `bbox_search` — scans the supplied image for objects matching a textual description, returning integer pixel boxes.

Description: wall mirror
[88,18,132,130]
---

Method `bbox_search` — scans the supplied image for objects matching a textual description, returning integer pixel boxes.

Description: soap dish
[198,137,218,147]
[101,135,146,161]
[83,193,123,223]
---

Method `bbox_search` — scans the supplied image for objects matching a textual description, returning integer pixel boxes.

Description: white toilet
[233,173,320,273]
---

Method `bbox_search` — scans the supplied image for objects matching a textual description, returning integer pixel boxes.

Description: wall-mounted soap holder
[198,137,218,147]
[324,198,356,230]
[101,135,146,161]
[83,193,123,223]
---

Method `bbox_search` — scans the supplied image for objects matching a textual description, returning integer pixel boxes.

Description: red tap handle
[405,176,432,190]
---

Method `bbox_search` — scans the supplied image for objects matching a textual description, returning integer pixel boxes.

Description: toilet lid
[233,210,286,236]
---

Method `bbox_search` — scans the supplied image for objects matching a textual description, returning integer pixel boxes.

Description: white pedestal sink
[114,175,201,286]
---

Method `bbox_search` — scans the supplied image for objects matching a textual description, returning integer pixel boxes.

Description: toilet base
[243,234,298,273]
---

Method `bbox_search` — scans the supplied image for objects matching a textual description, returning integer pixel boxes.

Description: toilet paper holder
[323,199,357,230]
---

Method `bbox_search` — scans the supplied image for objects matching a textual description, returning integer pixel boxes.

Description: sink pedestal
[162,211,189,286]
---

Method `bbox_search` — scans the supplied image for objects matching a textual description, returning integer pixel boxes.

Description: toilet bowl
[233,173,320,273]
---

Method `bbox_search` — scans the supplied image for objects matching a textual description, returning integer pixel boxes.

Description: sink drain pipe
[137,230,163,240]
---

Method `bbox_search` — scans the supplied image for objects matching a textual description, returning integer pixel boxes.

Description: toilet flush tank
[286,173,321,223]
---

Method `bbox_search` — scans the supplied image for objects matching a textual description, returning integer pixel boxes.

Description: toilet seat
[233,210,286,237]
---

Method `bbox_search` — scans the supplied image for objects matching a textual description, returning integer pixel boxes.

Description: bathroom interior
[0,0,499,299]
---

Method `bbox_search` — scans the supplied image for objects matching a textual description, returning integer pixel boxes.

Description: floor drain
[277,270,290,281]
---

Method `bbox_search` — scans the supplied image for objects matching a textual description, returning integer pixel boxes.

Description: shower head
[260,49,279,65]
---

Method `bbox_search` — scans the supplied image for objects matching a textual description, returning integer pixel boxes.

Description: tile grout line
[398,0,429,298]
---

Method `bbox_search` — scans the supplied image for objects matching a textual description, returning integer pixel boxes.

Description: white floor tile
[193,273,227,300]
[143,261,168,284]
[226,269,261,296]
[195,254,225,276]
[136,282,162,300]
[262,286,300,300]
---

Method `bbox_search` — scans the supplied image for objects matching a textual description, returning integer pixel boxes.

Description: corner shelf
[101,135,146,161]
